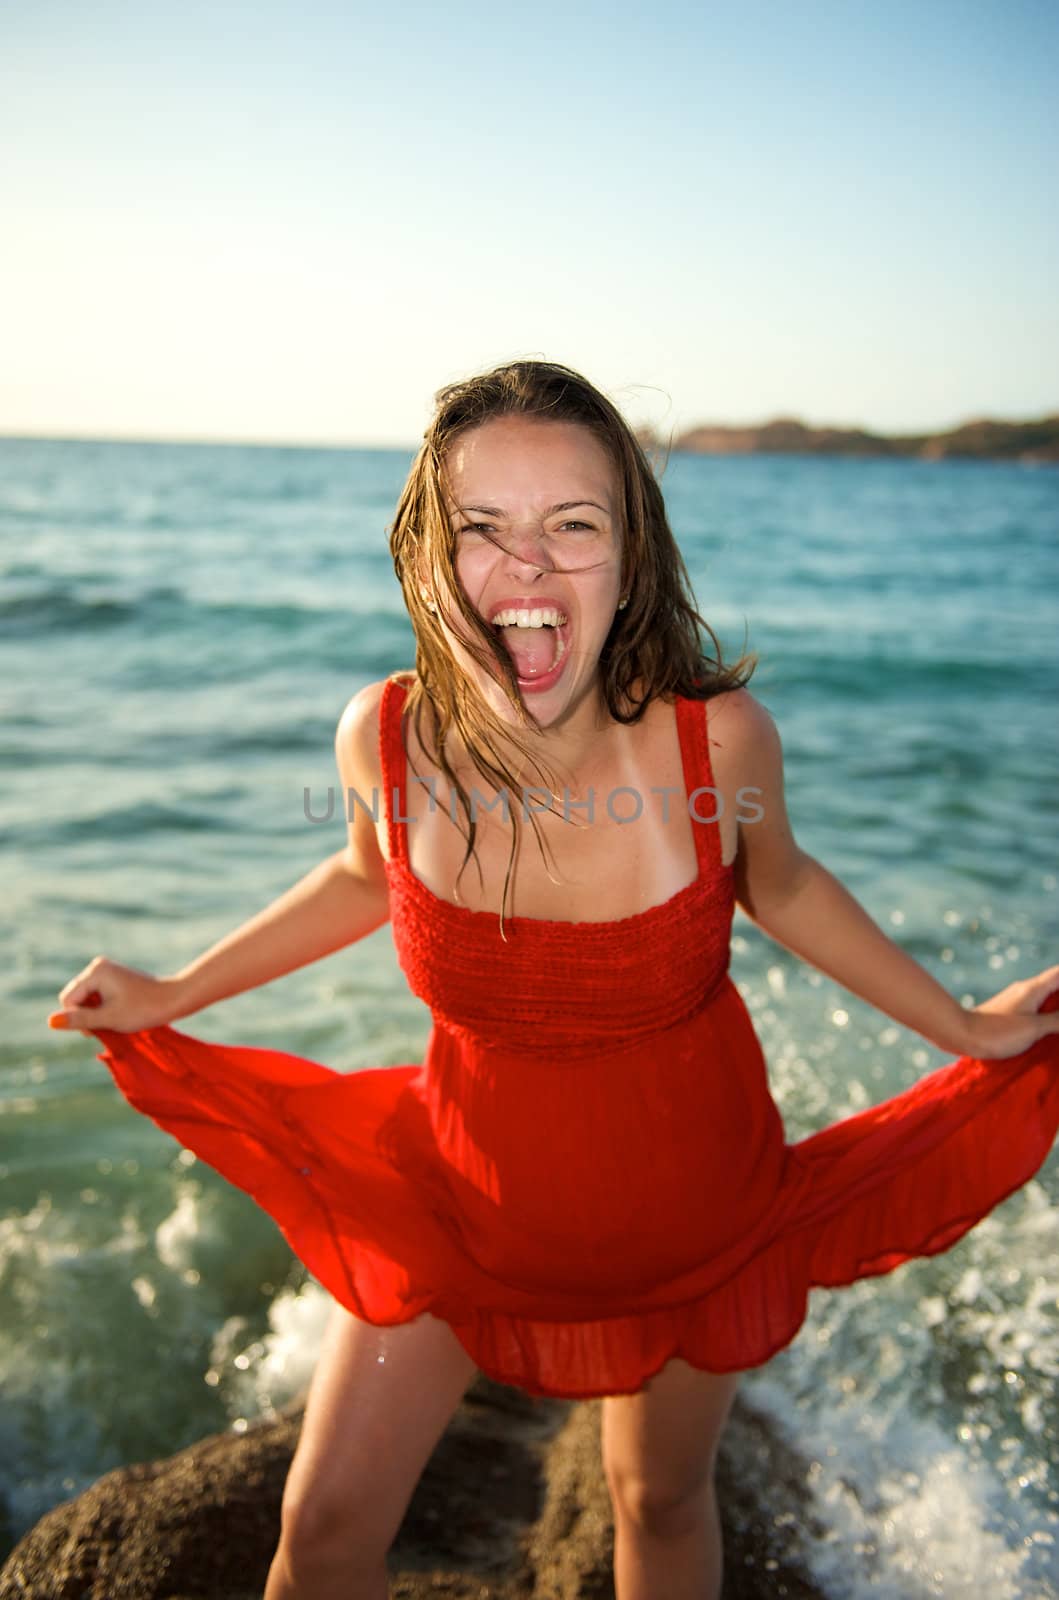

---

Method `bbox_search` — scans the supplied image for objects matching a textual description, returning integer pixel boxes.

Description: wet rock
[0,1382,825,1598]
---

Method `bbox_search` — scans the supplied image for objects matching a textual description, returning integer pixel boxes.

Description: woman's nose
[501,523,553,573]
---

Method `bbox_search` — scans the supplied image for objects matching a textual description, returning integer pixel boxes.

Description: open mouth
[489,606,570,685]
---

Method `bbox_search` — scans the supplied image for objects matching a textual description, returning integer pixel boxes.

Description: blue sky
[1,0,1056,444]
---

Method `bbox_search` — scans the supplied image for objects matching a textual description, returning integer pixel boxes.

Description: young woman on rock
[51,359,1059,1600]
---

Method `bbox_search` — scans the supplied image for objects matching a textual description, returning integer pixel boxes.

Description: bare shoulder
[702,686,804,905]
[333,676,412,881]
[702,686,783,783]
[335,673,412,784]
[335,681,383,781]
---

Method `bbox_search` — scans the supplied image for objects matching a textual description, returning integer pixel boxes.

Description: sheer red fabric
[92,675,1059,1398]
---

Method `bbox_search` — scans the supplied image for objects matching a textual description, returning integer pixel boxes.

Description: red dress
[91,675,1059,1399]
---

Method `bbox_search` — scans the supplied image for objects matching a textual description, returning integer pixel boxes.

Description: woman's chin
[473,670,570,731]
[446,635,600,731]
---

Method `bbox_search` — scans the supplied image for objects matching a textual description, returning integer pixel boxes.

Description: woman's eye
[456,520,595,537]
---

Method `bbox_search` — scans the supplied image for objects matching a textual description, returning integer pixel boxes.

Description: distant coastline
[640,414,1059,463]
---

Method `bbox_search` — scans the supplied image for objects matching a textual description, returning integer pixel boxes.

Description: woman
[50,359,1059,1600]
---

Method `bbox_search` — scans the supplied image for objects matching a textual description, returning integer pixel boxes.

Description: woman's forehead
[442,416,617,511]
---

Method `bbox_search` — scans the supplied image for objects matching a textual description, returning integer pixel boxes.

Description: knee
[278,1481,390,1579]
[607,1463,716,1541]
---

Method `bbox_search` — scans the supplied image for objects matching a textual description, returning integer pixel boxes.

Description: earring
[617,597,628,610]
[419,588,437,614]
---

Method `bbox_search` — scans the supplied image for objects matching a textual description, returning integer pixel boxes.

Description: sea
[2,436,1058,1596]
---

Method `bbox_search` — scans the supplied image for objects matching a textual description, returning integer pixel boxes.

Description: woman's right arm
[48,681,392,1034]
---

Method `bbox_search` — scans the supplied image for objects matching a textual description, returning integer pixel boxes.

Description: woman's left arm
[713,690,1059,1062]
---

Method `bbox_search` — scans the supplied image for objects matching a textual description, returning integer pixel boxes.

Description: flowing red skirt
[91,983,1059,1399]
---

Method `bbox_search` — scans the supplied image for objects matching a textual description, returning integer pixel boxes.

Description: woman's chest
[381,696,737,922]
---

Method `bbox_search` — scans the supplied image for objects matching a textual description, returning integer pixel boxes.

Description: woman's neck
[445,675,647,791]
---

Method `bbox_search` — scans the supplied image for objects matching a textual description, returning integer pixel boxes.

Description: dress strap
[674,693,725,874]
[378,675,412,868]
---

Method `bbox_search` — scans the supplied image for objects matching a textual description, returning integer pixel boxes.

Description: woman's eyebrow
[455,500,611,518]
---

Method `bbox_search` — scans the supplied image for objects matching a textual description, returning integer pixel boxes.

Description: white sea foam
[745,1372,1042,1598]
[0,1174,261,1545]
[155,1186,202,1271]
[741,1176,1059,1598]
[0,1196,148,1537]
[214,1280,332,1422]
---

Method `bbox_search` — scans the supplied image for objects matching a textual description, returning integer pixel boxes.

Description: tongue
[499,625,556,679]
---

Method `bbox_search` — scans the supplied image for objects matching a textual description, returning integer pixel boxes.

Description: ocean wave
[0,581,412,639]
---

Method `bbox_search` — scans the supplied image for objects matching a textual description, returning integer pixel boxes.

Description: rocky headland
[641,414,1059,462]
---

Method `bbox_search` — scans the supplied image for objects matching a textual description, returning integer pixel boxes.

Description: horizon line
[1,406,1056,454]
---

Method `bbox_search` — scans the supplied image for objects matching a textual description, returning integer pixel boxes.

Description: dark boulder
[0,1381,825,1598]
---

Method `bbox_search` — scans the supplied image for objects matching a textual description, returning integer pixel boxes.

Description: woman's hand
[961,964,1059,1061]
[47,957,186,1036]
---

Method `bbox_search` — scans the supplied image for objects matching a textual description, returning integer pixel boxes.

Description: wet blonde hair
[388,357,756,935]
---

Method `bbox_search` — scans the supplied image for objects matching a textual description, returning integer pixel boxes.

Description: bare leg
[263,1302,478,1600]
[601,1358,740,1600]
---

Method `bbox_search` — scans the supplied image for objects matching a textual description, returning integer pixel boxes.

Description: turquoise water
[2,438,1058,1594]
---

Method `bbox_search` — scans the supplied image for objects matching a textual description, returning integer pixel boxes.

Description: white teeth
[490,607,567,628]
